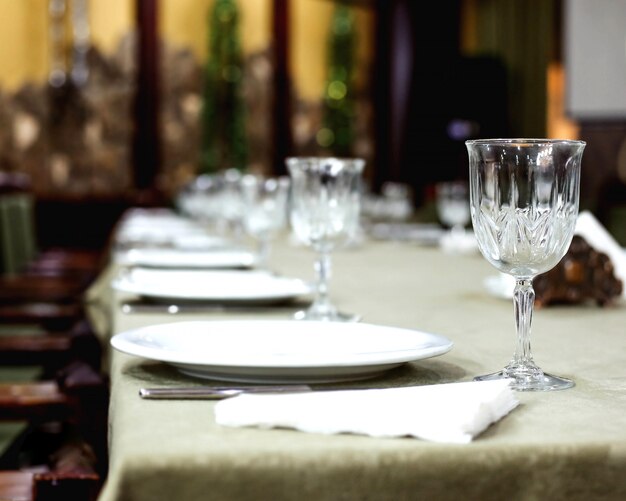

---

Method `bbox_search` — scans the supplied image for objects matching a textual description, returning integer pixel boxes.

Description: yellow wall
[90,0,134,53]
[291,0,373,100]
[0,0,132,90]
[0,0,373,100]
[162,0,373,101]
[0,0,48,89]
[291,0,332,100]
[161,0,270,59]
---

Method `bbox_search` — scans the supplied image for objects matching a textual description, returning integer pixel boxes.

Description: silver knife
[139,384,313,400]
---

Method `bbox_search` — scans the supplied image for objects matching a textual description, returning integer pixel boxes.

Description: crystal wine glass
[466,138,585,391]
[435,180,470,239]
[287,157,364,322]
[240,174,291,266]
[220,168,246,241]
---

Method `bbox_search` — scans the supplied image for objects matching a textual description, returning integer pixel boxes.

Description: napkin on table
[575,210,626,296]
[214,379,519,444]
[439,230,478,255]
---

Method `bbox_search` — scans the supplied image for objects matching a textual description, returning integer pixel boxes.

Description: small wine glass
[240,174,291,266]
[435,180,470,240]
[287,156,364,322]
[466,138,585,391]
[220,168,246,241]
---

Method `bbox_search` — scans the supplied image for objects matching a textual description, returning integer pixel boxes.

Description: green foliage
[318,4,357,157]
[200,0,248,174]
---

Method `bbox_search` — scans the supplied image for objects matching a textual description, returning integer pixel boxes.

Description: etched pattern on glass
[474,203,578,278]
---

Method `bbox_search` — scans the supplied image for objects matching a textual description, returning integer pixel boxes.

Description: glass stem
[512,278,536,368]
[257,238,270,267]
[313,250,333,313]
[451,224,465,238]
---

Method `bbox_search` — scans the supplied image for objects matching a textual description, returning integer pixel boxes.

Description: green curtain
[0,193,38,275]
[200,0,248,174]
[319,4,357,157]
[474,0,555,137]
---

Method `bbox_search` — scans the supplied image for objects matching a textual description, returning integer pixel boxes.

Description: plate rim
[111,270,313,301]
[110,319,454,370]
[118,247,259,268]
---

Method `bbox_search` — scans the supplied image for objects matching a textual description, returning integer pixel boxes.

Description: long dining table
[91,223,626,501]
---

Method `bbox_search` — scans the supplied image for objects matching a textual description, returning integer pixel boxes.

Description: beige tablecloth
[95,235,626,501]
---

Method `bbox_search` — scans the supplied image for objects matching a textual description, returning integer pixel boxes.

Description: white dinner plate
[483,273,515,300]
[110,320,454,383]
[115,247,258,269]
[115,226,229,249]
[112,268,313,305]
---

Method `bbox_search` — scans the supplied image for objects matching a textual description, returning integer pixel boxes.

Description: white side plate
[110,320,454,384]
[115,248,258,269]
[483,274,515,300]
[112,269,313,305]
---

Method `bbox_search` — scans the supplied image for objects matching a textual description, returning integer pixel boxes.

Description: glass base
[474,366,574,391]
[293,308,361,322]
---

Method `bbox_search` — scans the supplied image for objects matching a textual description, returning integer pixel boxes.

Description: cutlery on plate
[139,384,313,399]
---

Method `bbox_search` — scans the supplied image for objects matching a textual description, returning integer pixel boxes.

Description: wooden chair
[0,301,84,332]
[0,362,108,444]
[0,361,108,500]
[0,274,90,304]
[0,315,107,459]
[0,310,108,500]
[0,180,101,332]
[0,435,100,501]
[0,173,105,284]
[0,318,103,376]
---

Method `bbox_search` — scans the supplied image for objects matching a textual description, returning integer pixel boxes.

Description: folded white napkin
[214,379,519,444]
[439,229,479,255]
[575,211,626,295]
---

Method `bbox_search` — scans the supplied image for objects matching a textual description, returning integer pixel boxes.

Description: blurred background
[1,0,625,249]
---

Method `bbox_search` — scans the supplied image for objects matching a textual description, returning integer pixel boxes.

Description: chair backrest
[0,192,38,275]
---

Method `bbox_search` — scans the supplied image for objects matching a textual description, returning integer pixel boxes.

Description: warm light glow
[160,0,270,59]
[291,0,374,101]
[0,0,132,90]
[0,0,374,102]
[0,0,48,89]
[547,62,580,139]
[90,0,133,53]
